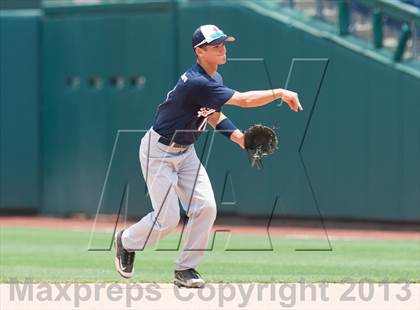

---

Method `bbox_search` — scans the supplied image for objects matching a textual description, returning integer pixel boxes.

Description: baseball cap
[192,25,236,49]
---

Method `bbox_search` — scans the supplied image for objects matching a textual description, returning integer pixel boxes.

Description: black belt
[158,136,190,149]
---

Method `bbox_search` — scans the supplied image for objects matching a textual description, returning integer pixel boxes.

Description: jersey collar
[195,62,217,79]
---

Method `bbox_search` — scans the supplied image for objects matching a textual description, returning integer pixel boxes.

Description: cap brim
[208,35,236,45]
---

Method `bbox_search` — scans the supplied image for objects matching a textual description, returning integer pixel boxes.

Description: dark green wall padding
[1,1,419,221]
[41,2,177,215]
[0,0,40,10]
[0,10,41,210]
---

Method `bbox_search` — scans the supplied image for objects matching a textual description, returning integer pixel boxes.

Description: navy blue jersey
[153,63,236,145]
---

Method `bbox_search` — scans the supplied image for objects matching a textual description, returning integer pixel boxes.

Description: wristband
[215,117,237,139]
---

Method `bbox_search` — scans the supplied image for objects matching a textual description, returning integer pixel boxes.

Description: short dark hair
[194,43,208,50]
[194,44,208,58]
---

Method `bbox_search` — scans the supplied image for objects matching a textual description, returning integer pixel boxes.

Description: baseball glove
[244,124,278,169]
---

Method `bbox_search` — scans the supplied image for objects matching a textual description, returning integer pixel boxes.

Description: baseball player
[115,24,303,288]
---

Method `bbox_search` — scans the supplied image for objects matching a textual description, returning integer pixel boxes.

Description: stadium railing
[274,0,420,63]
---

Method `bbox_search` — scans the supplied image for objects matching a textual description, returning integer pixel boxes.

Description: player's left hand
[244,124,278,169]
[281,90,303,112]
[230,129,245,149]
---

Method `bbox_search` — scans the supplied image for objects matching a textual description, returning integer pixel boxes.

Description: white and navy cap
[192,25,236,49]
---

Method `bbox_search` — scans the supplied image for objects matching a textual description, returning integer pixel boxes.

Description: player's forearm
[236,89,284,108]
[212,114,244,149]
[207,112,225,128]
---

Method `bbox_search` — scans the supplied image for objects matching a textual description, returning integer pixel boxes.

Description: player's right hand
[280,89,303,112]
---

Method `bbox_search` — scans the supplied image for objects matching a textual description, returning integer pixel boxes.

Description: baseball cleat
[174,268,205,288]
[114,230,135,278]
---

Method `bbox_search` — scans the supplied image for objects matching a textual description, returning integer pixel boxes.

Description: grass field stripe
[2,227,418,282]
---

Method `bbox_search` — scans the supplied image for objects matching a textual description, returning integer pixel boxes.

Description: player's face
[203,43,227,64]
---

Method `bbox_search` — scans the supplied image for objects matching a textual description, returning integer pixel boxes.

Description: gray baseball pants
[121,128,217,271]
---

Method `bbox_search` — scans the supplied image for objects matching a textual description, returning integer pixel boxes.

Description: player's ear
[195,47,203,57]
[195,45,207,57]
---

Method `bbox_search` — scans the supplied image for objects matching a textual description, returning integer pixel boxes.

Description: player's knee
[158,213,180,231]
[199,203,217,222]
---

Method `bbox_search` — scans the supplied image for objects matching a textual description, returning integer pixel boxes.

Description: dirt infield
[0,216,418,240]
[2,282,419,310]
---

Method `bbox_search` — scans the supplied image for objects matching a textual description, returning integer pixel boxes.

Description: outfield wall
[0,10,41,212]
[0,0,419,221]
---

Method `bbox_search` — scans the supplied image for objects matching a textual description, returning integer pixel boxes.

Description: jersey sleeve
[192,77,236,110]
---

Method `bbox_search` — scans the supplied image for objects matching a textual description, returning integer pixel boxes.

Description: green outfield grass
[0,227,419,283]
